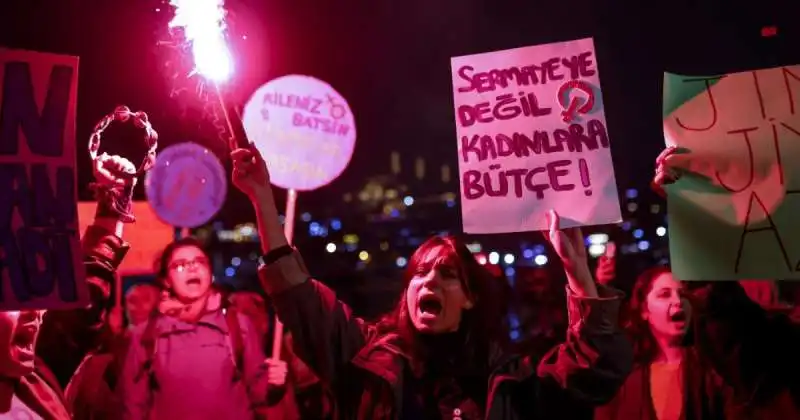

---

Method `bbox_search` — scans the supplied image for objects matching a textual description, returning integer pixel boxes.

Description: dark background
[2,0,798,220]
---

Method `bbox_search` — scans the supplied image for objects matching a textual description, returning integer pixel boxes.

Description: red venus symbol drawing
[558,80,595,123]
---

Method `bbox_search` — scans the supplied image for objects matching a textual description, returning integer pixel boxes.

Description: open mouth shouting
[185,277,203,287]
[417,294,443,320]
[668,308,688,327]
[11,322,39,362]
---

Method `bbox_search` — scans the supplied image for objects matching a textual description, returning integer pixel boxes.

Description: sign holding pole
[243,74,356,358]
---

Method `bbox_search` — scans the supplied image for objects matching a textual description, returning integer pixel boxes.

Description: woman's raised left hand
[545,210,598,297]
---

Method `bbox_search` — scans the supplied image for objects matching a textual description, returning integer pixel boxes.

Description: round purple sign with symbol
[242,75,357,191]
[145,142,227,228]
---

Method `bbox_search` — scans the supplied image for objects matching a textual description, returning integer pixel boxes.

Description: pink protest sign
[242,75,356,191]
[451,38,622,234]
[0,48,86,310]
[145,142,227,228]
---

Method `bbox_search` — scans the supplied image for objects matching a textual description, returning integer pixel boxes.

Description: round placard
[242,75,357,191]
[145,142,227,228]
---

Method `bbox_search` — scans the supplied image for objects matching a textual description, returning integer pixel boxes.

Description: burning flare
[169,0,233,82]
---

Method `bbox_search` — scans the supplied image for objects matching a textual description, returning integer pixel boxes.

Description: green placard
[663,65,800,280]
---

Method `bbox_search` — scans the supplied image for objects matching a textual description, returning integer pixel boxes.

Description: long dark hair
[376,236,509,372]
[623,266,686,364]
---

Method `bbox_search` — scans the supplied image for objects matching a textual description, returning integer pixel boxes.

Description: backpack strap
[224,306,245,377]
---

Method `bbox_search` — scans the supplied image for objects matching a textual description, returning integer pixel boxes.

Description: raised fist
[92,153,138,222]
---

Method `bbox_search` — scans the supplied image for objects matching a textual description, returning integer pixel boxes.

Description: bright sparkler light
[169,0,233,82]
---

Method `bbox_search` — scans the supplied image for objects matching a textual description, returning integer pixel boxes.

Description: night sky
[1,0,799,225]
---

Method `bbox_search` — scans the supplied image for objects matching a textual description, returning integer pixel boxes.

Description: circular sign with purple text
[242,75,357,191]
[144,142,227,228]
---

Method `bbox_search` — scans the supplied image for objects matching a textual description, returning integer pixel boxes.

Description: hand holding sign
[650,146,716,197]
[545,210,597,297]
[265,358,288,387]
[652,146,686,190]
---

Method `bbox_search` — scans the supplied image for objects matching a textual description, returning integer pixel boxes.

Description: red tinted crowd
[0,146,797,420]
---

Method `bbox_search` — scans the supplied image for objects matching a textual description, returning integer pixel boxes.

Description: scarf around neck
[159,292,223,323]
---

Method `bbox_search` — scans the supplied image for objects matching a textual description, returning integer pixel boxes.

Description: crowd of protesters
[1,146,798,420]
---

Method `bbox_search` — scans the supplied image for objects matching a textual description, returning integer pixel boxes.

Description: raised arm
[231,146,368,389]
[535,211,633,404]
[37,154,135,385]
[651,149,800,403]
[535,285,631,404]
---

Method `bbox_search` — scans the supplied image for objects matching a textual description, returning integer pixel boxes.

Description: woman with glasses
[117,237,289,419]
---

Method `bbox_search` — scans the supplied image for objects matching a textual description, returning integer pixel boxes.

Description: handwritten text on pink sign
[451,38,621,233]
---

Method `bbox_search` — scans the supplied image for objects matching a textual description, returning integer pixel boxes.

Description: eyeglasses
[168,257,209,273]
